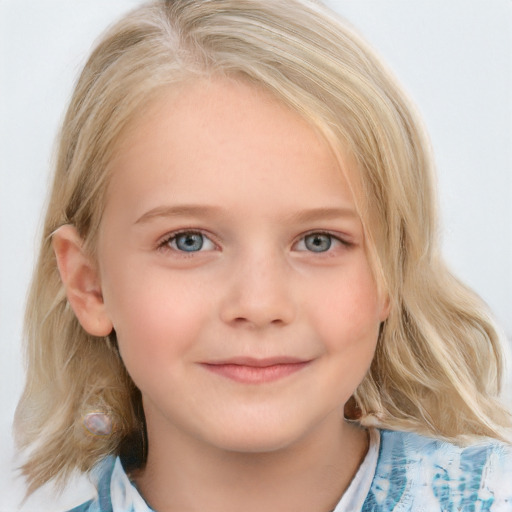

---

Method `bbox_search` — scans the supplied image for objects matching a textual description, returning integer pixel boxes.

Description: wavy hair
[15,0,511,493]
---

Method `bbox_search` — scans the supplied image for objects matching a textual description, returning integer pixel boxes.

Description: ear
[378,292,391,323]
[52,225,113,337]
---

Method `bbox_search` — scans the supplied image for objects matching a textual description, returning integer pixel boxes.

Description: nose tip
[220,290,296,329]
[219,258,296,329]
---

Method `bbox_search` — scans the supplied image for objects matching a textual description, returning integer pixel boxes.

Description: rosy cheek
[315,285,380,342]
[113,283,203,352]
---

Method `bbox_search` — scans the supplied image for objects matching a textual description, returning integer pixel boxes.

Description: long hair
[15,0,511,493]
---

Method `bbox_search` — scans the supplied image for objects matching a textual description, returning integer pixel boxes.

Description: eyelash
[294,231,352,253]
[157,230,217,254]
[157,229,352,256]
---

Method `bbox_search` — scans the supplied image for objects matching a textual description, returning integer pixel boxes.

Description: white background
[1,1,511,510]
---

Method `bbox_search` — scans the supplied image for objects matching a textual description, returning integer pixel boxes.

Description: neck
[134,417,368,512]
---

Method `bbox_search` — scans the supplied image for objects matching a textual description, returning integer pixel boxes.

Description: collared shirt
[67,429,512,511]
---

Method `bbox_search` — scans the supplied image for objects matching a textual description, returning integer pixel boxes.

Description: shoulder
[363,429,512,511]
[65,456,153,512]
[65,457,116,512]
[67,500,95,512]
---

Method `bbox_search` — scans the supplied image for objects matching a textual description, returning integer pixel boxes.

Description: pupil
[176,233,203,251]
[305,234,331,252]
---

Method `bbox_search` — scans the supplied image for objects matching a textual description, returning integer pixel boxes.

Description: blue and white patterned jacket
[67,429,512,511]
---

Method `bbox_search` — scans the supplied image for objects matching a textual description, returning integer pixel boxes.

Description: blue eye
[175,233,203,251]
[166,232,215,252]
[303,233,332,252]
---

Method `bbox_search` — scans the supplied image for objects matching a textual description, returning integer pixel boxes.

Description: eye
[303,233,332,252]
[295,232,344,253]
[164,231,216,252]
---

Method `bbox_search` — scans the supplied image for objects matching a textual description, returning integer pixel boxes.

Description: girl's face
[95,78,389,453]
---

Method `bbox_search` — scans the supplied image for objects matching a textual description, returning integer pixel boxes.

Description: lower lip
[201,362,310,384]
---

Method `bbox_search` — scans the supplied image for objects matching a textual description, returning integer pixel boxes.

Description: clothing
[67,429,512,512]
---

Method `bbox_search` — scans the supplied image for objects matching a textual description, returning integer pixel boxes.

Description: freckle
[83,412,113,436]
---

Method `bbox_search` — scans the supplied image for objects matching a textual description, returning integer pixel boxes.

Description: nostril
[227,315,289,329]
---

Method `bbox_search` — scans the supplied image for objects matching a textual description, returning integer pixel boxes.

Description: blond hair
[15,0,511,493]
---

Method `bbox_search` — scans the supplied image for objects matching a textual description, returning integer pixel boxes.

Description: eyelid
[293,230,352,251]
[157,229,218,253]
[154,228,353,254]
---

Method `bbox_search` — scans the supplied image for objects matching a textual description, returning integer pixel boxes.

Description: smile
[200,357,312,384]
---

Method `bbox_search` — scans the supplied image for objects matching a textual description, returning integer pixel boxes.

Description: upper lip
[202,356,310,367]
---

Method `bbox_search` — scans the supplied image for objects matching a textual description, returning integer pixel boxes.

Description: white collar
[332,428,380,511]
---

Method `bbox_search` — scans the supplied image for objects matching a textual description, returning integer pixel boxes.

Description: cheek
[101,264,211,370]
[308,266,383,351]
[318,273,382,395]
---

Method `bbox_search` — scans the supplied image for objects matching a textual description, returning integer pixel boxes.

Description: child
[14,0,512,510]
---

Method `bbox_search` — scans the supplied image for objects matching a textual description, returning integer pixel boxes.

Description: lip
[200,357,312,384]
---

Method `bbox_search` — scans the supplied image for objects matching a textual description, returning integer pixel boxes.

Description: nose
[219,250,296,329]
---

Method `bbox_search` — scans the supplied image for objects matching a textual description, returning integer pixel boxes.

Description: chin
[216,435,300,455]
[203,417,313,455]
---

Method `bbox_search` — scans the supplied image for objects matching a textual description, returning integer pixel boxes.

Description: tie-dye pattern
[67,429,512,512]
[361,430,512,511]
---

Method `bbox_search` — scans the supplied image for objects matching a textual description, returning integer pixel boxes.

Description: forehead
[104,77,361,222]
[112,77,333,162]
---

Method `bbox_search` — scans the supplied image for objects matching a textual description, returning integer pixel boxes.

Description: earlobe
[52,225,113,337]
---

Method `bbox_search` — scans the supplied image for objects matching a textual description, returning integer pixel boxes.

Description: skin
[54,77,389,512]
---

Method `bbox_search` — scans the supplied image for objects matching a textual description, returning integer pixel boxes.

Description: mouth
[200,357,312,384]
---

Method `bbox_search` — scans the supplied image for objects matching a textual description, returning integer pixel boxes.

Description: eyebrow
[134,204,359,225]
[284,206,359,223]
[135,205,223,224]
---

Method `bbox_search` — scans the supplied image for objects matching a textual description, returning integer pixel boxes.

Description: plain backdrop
[1,1,511,510]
